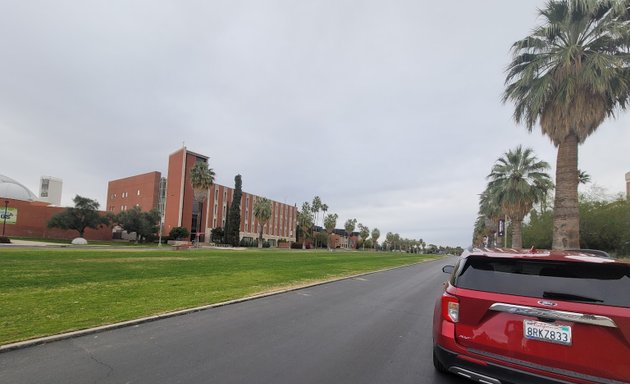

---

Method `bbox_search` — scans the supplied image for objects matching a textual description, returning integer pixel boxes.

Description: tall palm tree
[478,188,504,247]
[504,0,630,249]
[393,233,401,251]
[371,228,380,251]
[297,202,314,249]
[486,146,554,249]
[190,161,215,245]
[321,203,328,224]
[473,215,487,247]
[253,197,272,248]
[311,196,322,247]
[344,218,357,249]
[385,231,394,251]
[323,213,338,250]
[578,169,592,184]
[358,223,370,250]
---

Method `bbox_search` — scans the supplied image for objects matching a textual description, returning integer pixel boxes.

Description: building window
[215,189,218,201]
[137,190,140,196]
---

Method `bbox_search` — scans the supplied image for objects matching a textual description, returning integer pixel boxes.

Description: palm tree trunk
[196,201,203,247]
[511,218,523,249]
[553,133,580,249]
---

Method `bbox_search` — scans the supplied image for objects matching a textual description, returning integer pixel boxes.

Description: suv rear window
[454,256,630,307]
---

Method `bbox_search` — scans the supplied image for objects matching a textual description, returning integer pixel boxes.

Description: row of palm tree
[476,146,554,248]
[191,172,432,252]
[383,232,427,253]
[297,198,386,250]
[297,198,433,252]
[503,0,630,249]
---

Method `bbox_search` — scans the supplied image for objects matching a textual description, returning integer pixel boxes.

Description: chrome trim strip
[449,367,501,384]
[489,303,618,328]
[469,348,628,384]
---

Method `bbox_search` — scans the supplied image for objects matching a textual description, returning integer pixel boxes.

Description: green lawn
[0,248,436,345]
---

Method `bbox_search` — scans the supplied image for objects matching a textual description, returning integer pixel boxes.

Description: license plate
[524,320,572,345]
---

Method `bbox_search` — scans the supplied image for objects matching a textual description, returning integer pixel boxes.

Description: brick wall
[106,171,161,214]
[1,198,112,240]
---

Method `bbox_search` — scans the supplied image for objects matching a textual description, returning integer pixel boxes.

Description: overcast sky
[2,1,629,247]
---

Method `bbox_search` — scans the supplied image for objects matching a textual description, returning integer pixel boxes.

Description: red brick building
[109,147,298,245]
[163,148,208,238]
[106,171,163,214]
[0,198,112,240]
[203,183,298,245]
[0,174,111,240]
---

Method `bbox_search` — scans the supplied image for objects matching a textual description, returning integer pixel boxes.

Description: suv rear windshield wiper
[543,291,603,303]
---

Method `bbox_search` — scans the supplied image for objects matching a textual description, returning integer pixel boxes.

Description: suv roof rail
[565,249,612,258]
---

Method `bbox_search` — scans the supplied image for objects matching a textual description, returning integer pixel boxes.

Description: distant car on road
[433,247,630,384]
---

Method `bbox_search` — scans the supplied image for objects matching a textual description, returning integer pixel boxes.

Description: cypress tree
[223,205,230,244]
[227,175,242,246]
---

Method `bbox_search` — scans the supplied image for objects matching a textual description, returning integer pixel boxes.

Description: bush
[169,227,190,240]
[211,227,225,243]
[262,241,271,248]
[291,242,303,249]
[239,238,255,247]
[0,236,11,244]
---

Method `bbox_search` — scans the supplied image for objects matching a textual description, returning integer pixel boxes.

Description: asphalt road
[0,256,469,384]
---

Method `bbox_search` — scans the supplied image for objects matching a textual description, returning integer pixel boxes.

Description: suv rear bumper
[434,345,577,384]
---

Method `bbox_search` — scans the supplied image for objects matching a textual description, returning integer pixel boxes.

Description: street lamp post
[2,200,9,236]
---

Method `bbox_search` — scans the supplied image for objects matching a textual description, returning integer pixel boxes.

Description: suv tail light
[441,293,459,323]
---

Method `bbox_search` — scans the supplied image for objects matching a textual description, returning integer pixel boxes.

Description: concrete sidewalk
[1,239,61,246]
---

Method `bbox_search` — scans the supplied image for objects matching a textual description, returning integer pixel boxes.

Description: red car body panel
[432,248,630,384]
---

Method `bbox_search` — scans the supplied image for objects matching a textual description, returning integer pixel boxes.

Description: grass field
[0,247,437,345]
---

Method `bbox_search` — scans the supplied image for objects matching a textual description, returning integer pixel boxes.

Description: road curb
[0,258,441,353]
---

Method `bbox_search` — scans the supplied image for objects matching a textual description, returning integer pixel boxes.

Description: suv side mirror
[442,265,455,274]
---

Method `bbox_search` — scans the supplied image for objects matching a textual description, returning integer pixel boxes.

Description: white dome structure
[0,174,38,202]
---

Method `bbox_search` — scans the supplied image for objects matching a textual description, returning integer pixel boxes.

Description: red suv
[433,248,630,384]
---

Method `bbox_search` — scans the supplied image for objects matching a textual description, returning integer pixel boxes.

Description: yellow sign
[1,207,17,224]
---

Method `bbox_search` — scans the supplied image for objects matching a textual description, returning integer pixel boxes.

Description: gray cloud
[1,1,628,247]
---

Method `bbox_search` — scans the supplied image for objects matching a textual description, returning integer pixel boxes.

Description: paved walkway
[1,239,61,246]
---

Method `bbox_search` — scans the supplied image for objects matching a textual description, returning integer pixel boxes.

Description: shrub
[210,227,224,243]
[0,236,11,244]
[291,242,303,249]
[169,227,190,240]
[262,241,271,248]
[239,238,255,247]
